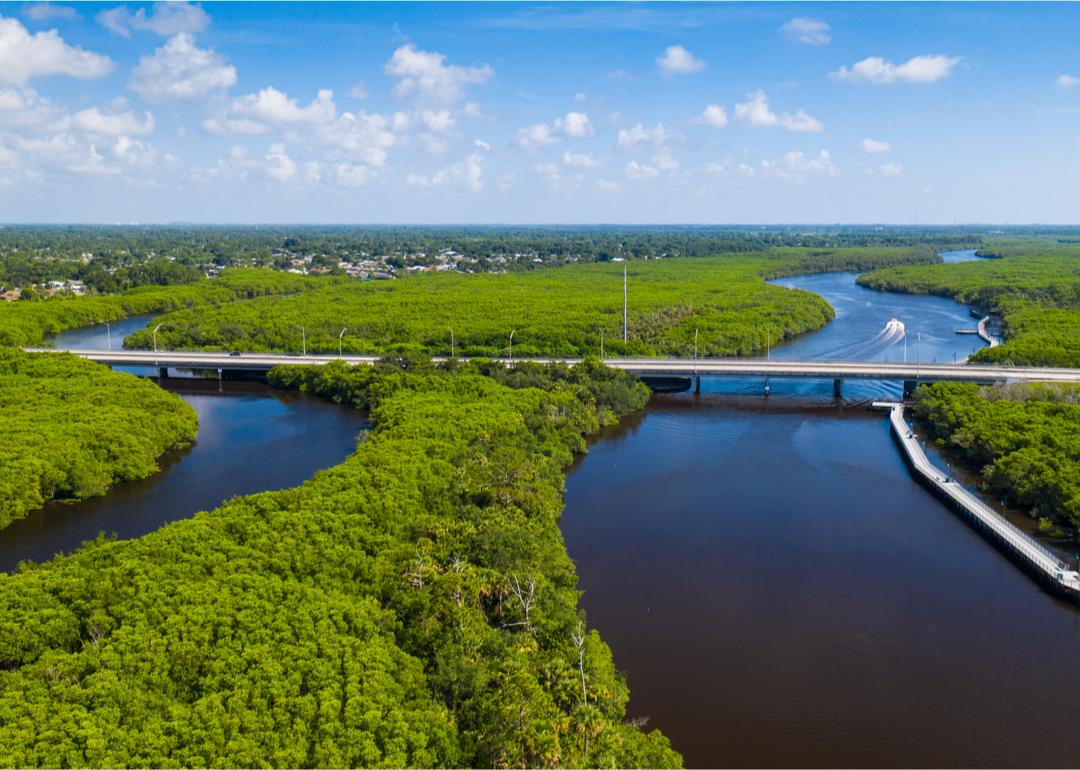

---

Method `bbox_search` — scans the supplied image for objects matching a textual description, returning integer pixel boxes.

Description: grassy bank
[125,249,937,359]
[914,381,1080,535]
[0,358,681,768]
[0,350,198,529]
[0,269,331,347]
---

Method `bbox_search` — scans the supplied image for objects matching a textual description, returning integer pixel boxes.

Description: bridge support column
[693,375,701,395]
[158,367,168,380]
[833,378,843,399]
[903,379,918,399]
[764,376,770,396]
[217,368,223,393]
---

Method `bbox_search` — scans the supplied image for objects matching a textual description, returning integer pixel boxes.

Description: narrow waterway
[1,318,365,572]
[562,250,1080,768]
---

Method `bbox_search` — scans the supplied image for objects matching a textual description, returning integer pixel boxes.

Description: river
[0,317,365,572]
[562,250,1080,767]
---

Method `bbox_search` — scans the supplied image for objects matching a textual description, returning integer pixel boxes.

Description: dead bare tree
[404,547,426,588]
[571,620,587,706]
[504,574,537,637]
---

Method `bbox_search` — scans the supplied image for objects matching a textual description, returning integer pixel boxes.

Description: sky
[1,1,1079,224]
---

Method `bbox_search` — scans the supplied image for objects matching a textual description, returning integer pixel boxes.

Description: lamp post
[600,330,604,360]
[338,327,347,357]
[694,329,698,364]
[509,329,515,364]
[299,325,306,356]
[449,327,455,358]
[152,323,162,353]
[767,328,771,360]
[101,321,111,350]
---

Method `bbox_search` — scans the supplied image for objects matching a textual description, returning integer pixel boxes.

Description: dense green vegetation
[0,358,680,768]
[0,350,197,529]
[914,382,1080,534]
[126,249,937,358]
[0,224,976,290]
[858,241,1080,366]
[0,269,330,347]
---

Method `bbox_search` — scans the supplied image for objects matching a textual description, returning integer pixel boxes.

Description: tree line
[0,357,681,768]
[0,349,197,529]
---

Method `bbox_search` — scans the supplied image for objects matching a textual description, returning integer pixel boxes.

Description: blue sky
[1,1,1079,224]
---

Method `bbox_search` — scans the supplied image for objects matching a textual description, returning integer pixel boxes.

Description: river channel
[0,317,365,572]
[562,251,1080,767]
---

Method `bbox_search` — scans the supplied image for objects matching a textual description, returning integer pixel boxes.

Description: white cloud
[625,159,659,179]
[861,137,891,153]
[419,109,455,132]
[1057,74,1080,88]
[96,2,209,38]
[332,162,375,187]
[780,17,830,46]
[129,34,236,104]
[474,138,491,151]
[230,87,336,126]
[760,149,835,181]
[516,112,593,150]
[73,104,155,136]
[574,91,586,102]
[556,111,593,137]
[349,81,368,99]
[0,16,112,85]
[22,4,77,21]
[831,54,961,84]
[264,143,297,182]
[698,104,729,128]
[879,162,903,176]
[516,122,558,151]
[314,112,396,167]
[562,150,597,167]
[734,90,823,132]
[617,122,668,149]
[431,152,483,192]
[656,45,705,77]
[625,151,678,179]
[384,43,493,105]
[0,86,68,131]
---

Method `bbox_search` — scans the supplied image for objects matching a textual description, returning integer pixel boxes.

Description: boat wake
[813,317,907,360]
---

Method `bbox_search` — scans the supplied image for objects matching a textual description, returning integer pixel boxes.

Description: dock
[888,403,1080,599]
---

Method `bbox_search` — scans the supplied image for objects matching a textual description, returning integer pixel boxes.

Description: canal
[0,318,365,572]
[562,251,1080,767]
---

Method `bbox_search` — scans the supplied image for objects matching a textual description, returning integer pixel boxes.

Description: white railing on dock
[889,404,1080,594]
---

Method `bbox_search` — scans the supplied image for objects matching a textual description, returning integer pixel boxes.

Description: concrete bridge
[27,348,1080,393]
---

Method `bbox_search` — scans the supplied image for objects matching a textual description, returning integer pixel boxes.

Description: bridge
[27,347,1080,392]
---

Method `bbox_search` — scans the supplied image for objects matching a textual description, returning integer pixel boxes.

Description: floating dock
[888,403,1079,599]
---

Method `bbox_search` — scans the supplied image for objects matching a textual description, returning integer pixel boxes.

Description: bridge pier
[833,378,843,399]
[217,368,223,393]
[693,375,701,395]
[903,379,918,399]
[764,376,770,396]
[158,366,168,380]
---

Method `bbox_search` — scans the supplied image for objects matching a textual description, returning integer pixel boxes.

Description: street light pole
[152,323,162,353]
[694,328,698,363]
[101,321,111,350]
[767,328,771,360]
[600,330,604,360]
[299,325,306,356]
[509,329,515,364]
[449,328,455,358]
[339,327,347,357]
[623,263,628,343]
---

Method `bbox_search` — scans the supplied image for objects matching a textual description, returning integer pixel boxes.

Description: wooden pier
[888,403,1079,599]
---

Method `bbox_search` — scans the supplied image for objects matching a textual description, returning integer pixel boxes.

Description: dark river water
[0,318,365,572]
[562,251,1080,768]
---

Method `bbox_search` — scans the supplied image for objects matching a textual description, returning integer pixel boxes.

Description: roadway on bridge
[25,347,1080,384]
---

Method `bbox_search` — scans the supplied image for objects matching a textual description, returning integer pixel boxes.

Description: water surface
[563,260,1080,767]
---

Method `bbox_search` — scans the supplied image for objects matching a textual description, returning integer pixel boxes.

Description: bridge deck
[889,404,1080,597]
[24,348,1080,384]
